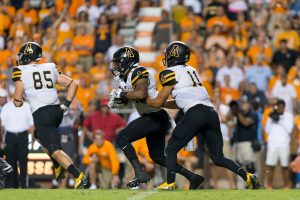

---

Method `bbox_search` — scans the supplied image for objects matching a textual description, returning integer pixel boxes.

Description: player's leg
[4,133,18,188]
[146,129,204,190]
[116,113,169,187]
[203,108,260,189]
[164,107,205,188]
[17,133,29,188]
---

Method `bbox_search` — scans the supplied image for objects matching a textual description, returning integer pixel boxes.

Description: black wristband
[64,100,72,107]
[120,92,128,100]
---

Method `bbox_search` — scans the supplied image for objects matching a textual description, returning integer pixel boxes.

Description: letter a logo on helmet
[125,48,134,58]
[170,45,179,57]
[24,43,33,54]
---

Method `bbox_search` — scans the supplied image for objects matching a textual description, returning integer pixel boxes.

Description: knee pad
[115,134,130,149]
[47,144,61,155]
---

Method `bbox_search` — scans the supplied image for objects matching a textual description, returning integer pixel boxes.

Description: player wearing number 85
[12,42,88,189]
[146,41,261,190]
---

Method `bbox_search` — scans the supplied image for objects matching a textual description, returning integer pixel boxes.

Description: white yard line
[127,191,158,200]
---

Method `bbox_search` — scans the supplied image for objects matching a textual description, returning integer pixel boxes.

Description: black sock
[67,164,80,178]
[50,157,60,169]
[176,165,194,180]
[166,150,177,184]
[130,159,143,175]
[237,168,248,181]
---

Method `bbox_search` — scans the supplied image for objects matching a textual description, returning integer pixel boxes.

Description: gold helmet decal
[24,43,33,54]
[125,48,134,58]
[169,45,179,57]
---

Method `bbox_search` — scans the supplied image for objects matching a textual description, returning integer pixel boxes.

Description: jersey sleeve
[12,67,22,82]
[131,67,149,86]
[159,69,177,86]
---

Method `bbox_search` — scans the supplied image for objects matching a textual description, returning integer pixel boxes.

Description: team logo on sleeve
[170,45,179,57]
[125,48,134,58]
[24,43,33,54]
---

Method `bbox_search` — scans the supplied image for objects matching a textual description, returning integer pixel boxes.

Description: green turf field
[0,189,299,200]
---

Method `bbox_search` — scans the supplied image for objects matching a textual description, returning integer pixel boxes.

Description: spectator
[95,70,119,98]
[180,6,202,43]
[17,0,38,26]
[206,5,232,33]
[274,20,300,51]
[72,25,95,70]
[54,39,79,66]
[231,100,258,174]
[172,0,188,24]
[272,39,298,73]
[94,14,112,54]
[77,0,100,26]
[89,53,108,84]
[246,55,272,91]
[41,5,58,32]
[244,83,268,109]
[205,24,229,51]
[249,1,268,28]
[184,0,201,16]
[83,98,126,145]
[2,0,16,20]
[82,130,120,189]
[268,64,286,91]
[9,12,30,39]
[99,0,120,21]
[265,99,294,189]
[76,74,95,114]
[76,11,95,35]
[1,100,33,188]
[220,75,240,105]
[288,56,300,80]
[272,73,297,114]
[152,9,179,50]
[38,0,50,22]
[216,56,245,89]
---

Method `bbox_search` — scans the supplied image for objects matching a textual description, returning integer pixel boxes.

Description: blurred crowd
[1,0,300,189]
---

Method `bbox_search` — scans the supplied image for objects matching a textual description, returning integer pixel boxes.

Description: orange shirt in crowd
[9,23,30,39]
[54,50,79,64]
[292,79,300,101]
[56,21,75,46]
[82,141,120,175]
[89,66,107,83]
[227,36,248,51]
[0,13,11,34]
[247,44,272,65]
[206,16,232,30]
[262,106,273,142]
[274,30,300,50]
[220,87,240,105]
[63,65,78,77]
[38,8,50,21]
[4,5,16,18]
[0,49,12,70]
[186,52,198,68]
[271,0,288,14]
[288,66,299,80]
[17,8,38,25]
[133,138,153,163]
[76,86,95,113]
[294,115,300,145]
[56,0,85,17]
[180,15,202,42]
[72,35,95,56]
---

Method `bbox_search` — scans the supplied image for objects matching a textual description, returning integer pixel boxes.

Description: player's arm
[12,67,24,107]
[146,69,176,108]
[164,99,179,109]
[117,68,149,101]
[146,86,174,108]
[56,74,78,107]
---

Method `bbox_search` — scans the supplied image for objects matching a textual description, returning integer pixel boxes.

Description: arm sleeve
[159,69,177,86]
[108,143,120,175]
[82,144,96,165]
[131,67,149,86]
[12,67,22,82]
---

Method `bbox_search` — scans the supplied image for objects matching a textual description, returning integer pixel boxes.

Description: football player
[12,42,87,189]
[146,41,260,190]
[0,158,13,188]
[109,46,204,189]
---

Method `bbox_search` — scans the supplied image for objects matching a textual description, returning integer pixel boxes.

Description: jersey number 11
[187,71,202,87]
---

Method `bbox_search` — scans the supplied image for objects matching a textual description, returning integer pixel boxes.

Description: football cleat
[155,182,176,190]
[127,172,151,188]
[189,174,205,190]
[245,173,260,189]
[55,165,66,183]
[74,173,88,189]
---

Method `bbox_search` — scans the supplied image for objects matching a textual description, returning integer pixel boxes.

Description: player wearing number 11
[146,41,261,190]
[12,42,87,189]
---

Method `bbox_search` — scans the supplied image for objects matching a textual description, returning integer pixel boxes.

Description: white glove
[108,98,124,109]
[60,104,69,115]
[109,88,123,99]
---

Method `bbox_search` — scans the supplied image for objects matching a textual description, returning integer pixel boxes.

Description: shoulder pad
[131,67,149,86]
[12,67,22,82]
[159,69,177,86]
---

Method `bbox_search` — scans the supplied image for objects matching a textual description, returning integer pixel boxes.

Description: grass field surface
[0,189,299,200]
